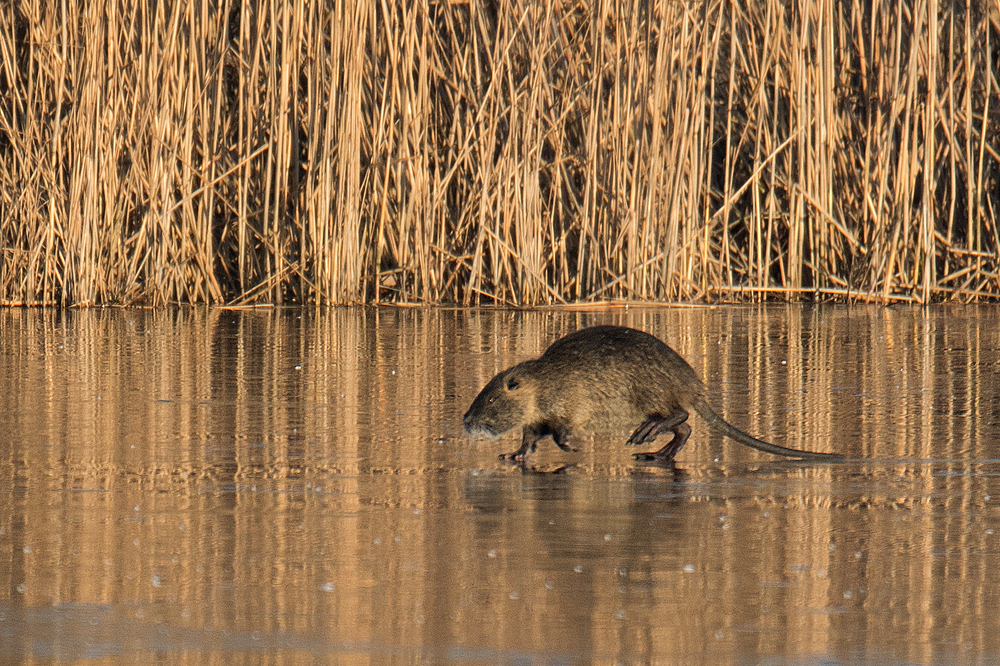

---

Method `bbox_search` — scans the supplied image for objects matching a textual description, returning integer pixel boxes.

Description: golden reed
[1,0,997,306]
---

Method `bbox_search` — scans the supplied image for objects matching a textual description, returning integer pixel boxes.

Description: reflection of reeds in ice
[3,306,1000,658]
[1,1,997,305]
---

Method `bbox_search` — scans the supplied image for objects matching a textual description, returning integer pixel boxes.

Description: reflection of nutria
[464,325,843,463]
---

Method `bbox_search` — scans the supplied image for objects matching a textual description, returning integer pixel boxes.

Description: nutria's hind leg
[627,410,690,446]
[632,422,691,463]
[629,410,692,463]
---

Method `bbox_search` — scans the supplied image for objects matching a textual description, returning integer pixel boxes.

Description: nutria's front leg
[500,423,575,460]
[499,423,546,460]
[551,428,577,453]
[629,410,692,462]
[499,433,536,461]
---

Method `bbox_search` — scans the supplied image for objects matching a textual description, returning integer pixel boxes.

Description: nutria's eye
[506,377,520,391]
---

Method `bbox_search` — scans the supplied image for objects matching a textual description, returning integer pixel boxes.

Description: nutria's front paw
[499,451,526,461]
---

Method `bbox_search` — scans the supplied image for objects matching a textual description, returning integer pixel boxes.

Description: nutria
[463,325,843,463]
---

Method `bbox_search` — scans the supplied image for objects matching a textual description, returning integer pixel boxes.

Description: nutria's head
[463,362,539,438]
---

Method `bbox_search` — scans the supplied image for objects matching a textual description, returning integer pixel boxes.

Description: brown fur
[463,325,843,463]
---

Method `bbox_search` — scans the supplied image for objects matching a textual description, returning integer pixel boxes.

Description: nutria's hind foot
[630,416,692,463]
[631,452,678,467]
[628,410,692,462]
[632,431,689,463]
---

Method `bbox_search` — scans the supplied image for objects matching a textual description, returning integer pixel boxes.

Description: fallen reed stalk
[0,0,997,305]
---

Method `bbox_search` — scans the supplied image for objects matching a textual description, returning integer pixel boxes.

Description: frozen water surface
[1,305,1000,664]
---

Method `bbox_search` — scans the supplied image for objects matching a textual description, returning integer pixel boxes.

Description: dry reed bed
[0,0,998,305]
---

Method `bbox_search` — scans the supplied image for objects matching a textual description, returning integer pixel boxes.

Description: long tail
[695,400,844,462]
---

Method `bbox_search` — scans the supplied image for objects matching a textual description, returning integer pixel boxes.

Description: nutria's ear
[505,376,520,391]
